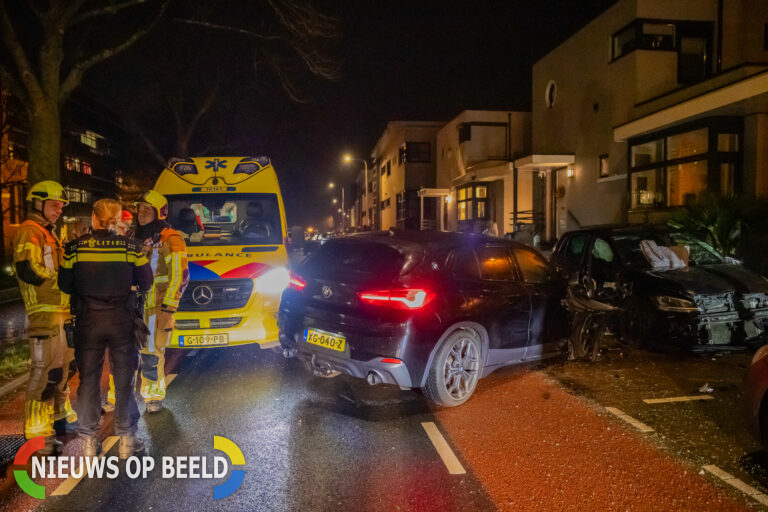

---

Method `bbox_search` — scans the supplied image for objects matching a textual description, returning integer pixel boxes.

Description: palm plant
[667,193,768,258]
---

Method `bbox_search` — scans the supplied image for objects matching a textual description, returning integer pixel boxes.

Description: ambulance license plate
[180,334,229,346]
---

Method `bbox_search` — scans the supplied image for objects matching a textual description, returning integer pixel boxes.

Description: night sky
[87,0,617,227]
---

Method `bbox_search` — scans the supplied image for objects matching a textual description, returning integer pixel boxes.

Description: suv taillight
[358,289,433,310]
[289,273,306,291]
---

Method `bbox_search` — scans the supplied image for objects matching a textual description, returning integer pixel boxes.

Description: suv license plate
[304,328,345,352]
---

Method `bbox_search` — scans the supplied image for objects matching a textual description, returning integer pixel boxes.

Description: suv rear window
[302,241,407,277]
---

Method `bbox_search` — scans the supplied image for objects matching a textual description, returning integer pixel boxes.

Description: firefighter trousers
[24,312,77,439]
[139,307,174,403]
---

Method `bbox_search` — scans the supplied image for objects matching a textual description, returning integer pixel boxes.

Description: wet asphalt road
[39,346,494,512]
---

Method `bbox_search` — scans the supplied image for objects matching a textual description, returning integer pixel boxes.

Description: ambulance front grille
[178,279,253,312]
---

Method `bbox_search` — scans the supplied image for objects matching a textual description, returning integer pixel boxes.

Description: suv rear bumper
[280,331,414,388]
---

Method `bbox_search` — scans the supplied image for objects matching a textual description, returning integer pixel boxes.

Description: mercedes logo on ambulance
[192,285,214,305]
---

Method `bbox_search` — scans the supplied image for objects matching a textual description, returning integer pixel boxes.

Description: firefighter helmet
[27,181,69,205]
[135,190,168,220]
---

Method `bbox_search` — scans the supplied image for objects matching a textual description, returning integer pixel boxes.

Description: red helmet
[121,210,134,223]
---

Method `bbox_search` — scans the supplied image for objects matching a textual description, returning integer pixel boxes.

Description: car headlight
[653,295,698,312]
[254,267,290,295]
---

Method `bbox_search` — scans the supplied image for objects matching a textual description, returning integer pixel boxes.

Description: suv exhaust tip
[366,371,383,386]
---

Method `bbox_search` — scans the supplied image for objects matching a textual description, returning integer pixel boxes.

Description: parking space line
[51,436,119,496]
[643,396,715,404]
[604,407,654,432]
[702,465,768,506]
[421,422,466,475]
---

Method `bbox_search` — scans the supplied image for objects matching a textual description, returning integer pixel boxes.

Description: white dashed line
[604,407,654,432]
[702,465,768,506]
[51,436,119,496]
[421,422,466,475]
[643,395,715,404]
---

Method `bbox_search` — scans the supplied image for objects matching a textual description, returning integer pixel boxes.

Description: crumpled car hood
[646,264,768,295]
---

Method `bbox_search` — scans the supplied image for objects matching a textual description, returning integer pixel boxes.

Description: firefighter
[13,181,75,454]
[58,199,153,458]
[134,190,188,413]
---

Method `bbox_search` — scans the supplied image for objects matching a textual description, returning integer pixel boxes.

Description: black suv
[278,231,567,407]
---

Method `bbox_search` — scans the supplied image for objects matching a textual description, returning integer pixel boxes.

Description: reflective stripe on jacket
[142,228,189,312]
[13,214,69,317]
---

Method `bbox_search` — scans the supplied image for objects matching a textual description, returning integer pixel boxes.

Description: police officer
[134,190,189,413]
[58,199,153,458]
[13,181,76,455]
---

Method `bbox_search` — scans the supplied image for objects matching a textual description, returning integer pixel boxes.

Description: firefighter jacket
[140,227,189,313]
[13,213,69,336]
[58,229,154,304]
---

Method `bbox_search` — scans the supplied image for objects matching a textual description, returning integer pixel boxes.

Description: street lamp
[343,154,369,229]
[328,182,335,189]
[332,198,338,204]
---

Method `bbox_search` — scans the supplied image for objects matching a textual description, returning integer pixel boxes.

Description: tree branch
[171,18,285,42]
[59,0,170,102]
[71,0,157,25]
[126,119,167,167]
[179,84,219,157]
[0,67,28,105]
[0,5,44,104]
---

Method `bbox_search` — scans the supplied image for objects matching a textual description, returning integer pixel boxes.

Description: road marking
[167,374,177,386]
[703,465,768,506]
[421,422,466,475]
[51,436,119,496]
[604,407,654,432]
[643,395,715,404]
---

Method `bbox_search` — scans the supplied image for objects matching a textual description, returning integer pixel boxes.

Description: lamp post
[343,154,368,229]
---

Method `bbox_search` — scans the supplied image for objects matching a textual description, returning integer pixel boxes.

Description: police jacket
[58,229,153,307]
[12,212,69,336]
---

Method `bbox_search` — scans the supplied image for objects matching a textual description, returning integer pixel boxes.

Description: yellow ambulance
[153,156,289,349]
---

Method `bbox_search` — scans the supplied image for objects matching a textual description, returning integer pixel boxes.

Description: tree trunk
[26,101,61,184]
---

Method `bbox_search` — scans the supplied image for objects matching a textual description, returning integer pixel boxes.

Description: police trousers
[74,307,139,437]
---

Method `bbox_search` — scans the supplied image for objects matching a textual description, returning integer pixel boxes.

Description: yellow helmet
[135,190,168,220]
[27,180,69,205]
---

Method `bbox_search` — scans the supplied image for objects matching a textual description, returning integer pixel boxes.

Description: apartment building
[531,0,768,238]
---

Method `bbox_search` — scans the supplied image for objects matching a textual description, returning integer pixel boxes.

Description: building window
[81,161,92,175]
[457,184,489,221]
[458,124,472,143]
[381,198,391,209]
[396,192,405,221]
[611,19,712,85]
[80,131,98,149]
[764,23,768,50]
[399,145,406,165]
[629,119,741,210]
[544,80,557,109]
[599,154,610,178]
[63,186,92,204]
[64,156,81,172]
[404,142,430,163]
[386,161,391,176]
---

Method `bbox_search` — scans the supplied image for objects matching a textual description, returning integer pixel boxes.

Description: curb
[0,373,28,400]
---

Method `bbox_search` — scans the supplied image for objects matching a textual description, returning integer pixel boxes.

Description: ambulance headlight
[254,267,290,295]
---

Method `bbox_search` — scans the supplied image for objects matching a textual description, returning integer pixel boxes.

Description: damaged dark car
[551,225,768,350]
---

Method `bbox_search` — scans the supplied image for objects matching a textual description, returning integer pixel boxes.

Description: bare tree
[0,0,169,184]
[102,0,340,165]
[0,89,29,264]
